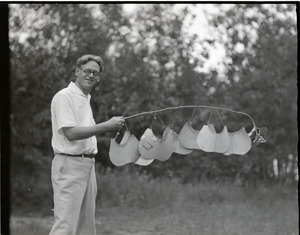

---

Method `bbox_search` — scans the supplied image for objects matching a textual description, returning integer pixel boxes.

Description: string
[207,110,214,124]
[217,111,225,127]
[157,114,166,128]
[136,116,145,130]
[254,127,267,143]
[170,116,175,128]
[189,107,197,121]
[114,124,124,140]
[198,108,205,124]
[150,114,157,129]
[128,121,133,131]
[124,120,129,131]
[171,109,180,129]
[180,106,186,124]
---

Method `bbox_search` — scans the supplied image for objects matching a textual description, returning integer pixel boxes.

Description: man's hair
[76,54,104,72]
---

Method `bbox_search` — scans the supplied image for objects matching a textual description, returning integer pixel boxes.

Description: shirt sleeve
[51,93,76,134]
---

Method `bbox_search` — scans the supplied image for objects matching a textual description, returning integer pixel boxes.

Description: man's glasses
[78,66,100,77]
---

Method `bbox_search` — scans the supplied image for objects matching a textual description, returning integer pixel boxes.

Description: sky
[12,3,228,73]
[123,3,226,73]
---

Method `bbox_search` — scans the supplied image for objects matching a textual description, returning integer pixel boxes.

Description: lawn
[9,177,298,235]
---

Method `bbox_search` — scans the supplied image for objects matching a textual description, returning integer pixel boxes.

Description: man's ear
[75,67,80,76]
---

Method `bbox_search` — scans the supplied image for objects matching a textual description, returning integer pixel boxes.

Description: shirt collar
[68,82,91,99]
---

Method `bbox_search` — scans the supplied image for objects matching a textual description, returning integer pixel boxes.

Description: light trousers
[49,155,97,235]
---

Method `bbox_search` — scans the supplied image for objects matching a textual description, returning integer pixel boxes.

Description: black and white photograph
[1,2,298,235]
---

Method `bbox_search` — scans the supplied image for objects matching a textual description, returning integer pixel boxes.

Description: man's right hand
[106,116,125,130]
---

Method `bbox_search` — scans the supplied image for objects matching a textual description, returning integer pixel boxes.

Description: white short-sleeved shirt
[51,82,98,155]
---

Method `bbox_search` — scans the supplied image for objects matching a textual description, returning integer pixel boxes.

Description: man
[50,54,124,235]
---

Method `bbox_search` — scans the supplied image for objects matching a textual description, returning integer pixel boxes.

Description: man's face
[75,60,100,94]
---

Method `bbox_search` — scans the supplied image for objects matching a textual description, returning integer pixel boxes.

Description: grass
[10,168,298,235]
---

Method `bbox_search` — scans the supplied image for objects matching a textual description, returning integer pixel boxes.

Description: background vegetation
[8,3,298,233]
[9,172,299,234]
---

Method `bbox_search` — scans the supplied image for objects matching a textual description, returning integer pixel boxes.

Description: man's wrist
[95,121,111,133]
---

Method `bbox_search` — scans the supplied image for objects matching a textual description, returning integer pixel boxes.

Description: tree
[205,3,297,184]
[9,4,216,213]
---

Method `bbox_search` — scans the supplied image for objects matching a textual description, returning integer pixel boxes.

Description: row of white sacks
[109,121,252,166]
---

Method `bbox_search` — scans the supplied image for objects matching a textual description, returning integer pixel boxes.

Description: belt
[56,153,95,159]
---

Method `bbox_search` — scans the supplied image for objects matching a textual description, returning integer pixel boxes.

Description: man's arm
[62,116,124,141]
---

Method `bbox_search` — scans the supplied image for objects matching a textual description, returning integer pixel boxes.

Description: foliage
[9,3,298,213]
[205,3,298,184]
[10,168,299,235]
